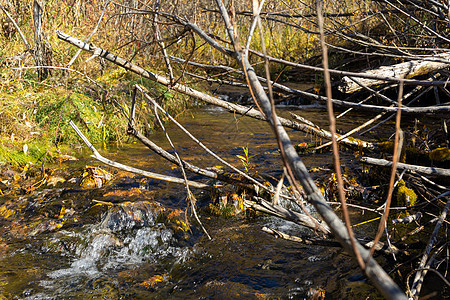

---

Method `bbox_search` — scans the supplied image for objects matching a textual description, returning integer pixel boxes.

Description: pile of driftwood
[41,1,450,299]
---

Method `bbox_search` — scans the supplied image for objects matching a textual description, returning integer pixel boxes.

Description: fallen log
[360,156,450,177]
[339,53,450,93]
[69,120,211,190]
[55,30,325,137]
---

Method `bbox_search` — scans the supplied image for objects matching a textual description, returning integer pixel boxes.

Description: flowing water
[0,106,390,299]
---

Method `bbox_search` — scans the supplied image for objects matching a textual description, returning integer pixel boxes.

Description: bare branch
[69,120,210,190]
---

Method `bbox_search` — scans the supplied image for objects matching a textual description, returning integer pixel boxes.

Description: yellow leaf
[175,219,190,232]
[0,206,16,219]
[58,206,65,219]
[139,274,167,288]
[319,186,325,195]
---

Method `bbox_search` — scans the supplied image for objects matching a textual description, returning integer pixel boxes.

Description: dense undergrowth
[0,0,189,166]
[0,64,183,166]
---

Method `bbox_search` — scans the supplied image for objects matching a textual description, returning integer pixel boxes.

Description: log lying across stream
[339,52,450,93]
[361,157,450,177]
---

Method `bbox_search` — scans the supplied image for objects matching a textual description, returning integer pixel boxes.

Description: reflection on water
[0,107,386,299]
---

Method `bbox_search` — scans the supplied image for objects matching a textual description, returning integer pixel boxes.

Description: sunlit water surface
[0,106,390,299]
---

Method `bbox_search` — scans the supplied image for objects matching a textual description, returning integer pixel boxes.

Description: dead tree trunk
[33,0,52,80]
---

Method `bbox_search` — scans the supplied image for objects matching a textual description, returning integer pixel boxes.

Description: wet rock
[99,201,163,232]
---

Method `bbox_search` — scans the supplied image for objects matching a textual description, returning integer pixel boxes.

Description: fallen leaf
[47,176,66,187]
[54,154,78,163]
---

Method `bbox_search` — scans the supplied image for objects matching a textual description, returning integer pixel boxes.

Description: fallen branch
[360,156,450,177]
[262,226,403,255]
[409,197,450,299]
[69,120,211,190]
[55,30,328,135]
[315,110,386,150]
[392,212,423,224]
[262,226,338,246]
[68,0,111,66]
[0,4,31,52]
[325,98,450,114]
[245,197,330,235]
[289,112,374,149]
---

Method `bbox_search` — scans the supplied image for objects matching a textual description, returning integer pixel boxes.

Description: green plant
[236,144,256,173]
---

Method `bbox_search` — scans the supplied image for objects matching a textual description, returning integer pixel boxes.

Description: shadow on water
[0,107,391,299]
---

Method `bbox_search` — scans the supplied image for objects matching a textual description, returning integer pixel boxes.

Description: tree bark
[33,0,52,80]
[340,53,450,93]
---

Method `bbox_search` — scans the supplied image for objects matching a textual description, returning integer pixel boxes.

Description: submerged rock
[99,201,163,232]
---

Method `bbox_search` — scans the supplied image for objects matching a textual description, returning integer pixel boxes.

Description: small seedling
[236,144,256,173]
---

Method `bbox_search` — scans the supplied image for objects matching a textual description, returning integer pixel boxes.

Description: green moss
[0,144,29,166]
[0,141,49,166]
[31,86,130,146]
[396,180,417,207]
[429,147,450,162]
[377,141,394,152]
[96,68,128,85]
[0,81,133,165]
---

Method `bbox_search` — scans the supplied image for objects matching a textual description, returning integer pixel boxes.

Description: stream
[0,106,392,299]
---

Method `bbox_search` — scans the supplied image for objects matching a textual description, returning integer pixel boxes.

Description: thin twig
[68,1,111,66]
[361,157,450,177]
[12,66,105,90]
[41,93,71,175]
[151,99,211,239]
[317,0,365,270]
[0,4,32,52]
[367,81,404,263]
